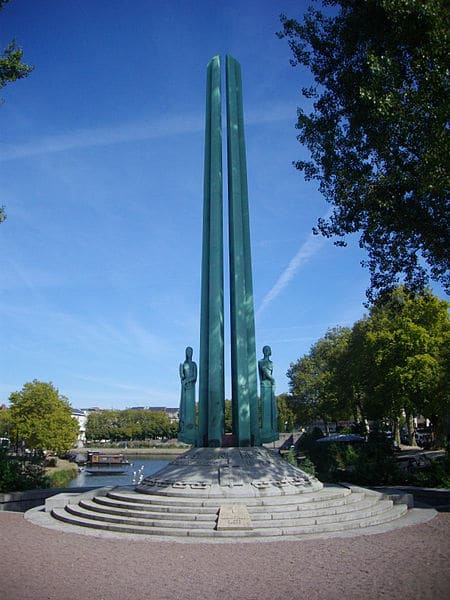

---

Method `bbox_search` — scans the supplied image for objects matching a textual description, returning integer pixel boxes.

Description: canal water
[68,455,171,488]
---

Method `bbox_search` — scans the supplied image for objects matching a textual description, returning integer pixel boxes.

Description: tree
[287,326,352,431]
[9,380,79,454]
[278,1,450,301]
[0,405,12,440]
[85,408,177,442]
[362,288,450,447]
[224,399,232,433]
[0,1,33,96]
[0,0,34,223]
[276,393,297,432]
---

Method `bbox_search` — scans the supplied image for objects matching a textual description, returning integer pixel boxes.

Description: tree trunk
[393,417,401,446]
[405,412,417,446]
[432,415,446,449]
[356,399,370,434]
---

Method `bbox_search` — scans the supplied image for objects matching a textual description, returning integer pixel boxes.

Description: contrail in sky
[0,103,293,162]
[256,221,330,318]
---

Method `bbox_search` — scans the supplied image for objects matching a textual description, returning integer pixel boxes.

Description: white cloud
[256,223,329,318]
[0,114,203,161]
[0,102,294,162]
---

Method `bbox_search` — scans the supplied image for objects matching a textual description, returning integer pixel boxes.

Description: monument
[186,54,271,448]
[136,54,321,499]
[46,57,412,539]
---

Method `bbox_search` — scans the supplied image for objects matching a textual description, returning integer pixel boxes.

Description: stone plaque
[216,504,252,530]
[219,466,244,487]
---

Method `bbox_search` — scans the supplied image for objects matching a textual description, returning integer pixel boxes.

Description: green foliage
[0,405,12,438]
[276,393,297,432]
[0,39,33,94]
[298,456,317,478]
[361,288,450,445]
[0,1,34,99]
[293,435,450,487]
[285,447,298,467]
[0,449,49,492]
[399,444,450,488]
[279,1,449,300]
[0,0,34,224]
[86,409,177,442]
[287,327,353,427]
[47,467,78,488]
[287,288,449,447]
[296,427,324,453]
[407,456,450,489]
[224,399,232,433]
[9,380,79,454]
[305,432,402,485]
[284,447,317,477]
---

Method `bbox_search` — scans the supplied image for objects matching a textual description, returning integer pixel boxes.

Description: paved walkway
[1,509,449,599]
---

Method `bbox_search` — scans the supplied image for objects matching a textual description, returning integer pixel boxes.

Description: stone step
[249,491,365,513]
[66,496,394,532]
[81,496,372,525]
[80,499,218,522]
[90,491,370,522]
[250,499,394,528]
[52,508,215,537]
[248,496,377,520]
[51,502,407,539]
[106,485,351,508]
[93,495,219,514]
[65,504,218,529]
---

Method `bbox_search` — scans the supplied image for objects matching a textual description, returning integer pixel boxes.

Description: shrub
[296,428,324,453]
[0,449,49,492]
[402,446,450,488]
[298,456,317,478]
[303,429,402,485]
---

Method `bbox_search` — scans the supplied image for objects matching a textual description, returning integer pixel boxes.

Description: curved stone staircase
[51,483,408,539]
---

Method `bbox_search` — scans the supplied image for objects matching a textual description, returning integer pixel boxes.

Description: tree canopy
[287,288,450,446]
[8,380,79,454]
[287,326,352,433]
[85,409,177,442]
[0,0,34,223]
[362,288,450,444]
[278,0,449,300]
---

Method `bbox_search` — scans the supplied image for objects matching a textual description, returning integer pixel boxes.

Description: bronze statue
[259,345,278,443]
[178,347,197,444]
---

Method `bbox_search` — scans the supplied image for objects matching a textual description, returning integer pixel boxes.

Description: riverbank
[44,458,78,488]
[45,458,74,474]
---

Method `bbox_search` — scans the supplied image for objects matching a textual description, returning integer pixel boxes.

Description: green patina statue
[259,346,278,443]
[178,347,197,445]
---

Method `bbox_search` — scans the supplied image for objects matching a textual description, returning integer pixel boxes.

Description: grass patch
[47,468,78,488]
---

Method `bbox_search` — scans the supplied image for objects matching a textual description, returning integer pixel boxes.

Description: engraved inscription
[216,504,252,530]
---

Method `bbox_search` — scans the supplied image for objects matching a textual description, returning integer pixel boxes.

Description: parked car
[415,430,433,449]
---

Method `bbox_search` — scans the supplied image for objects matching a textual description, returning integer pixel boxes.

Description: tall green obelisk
[194,55,276,448]
[226,55,259,447]
[198,56,225,447]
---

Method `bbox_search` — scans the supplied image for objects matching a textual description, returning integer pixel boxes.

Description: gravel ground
[1,510,449,600]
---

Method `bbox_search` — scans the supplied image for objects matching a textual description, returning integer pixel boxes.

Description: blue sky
[1,1,444,410]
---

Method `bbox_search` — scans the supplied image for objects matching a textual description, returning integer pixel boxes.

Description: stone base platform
[39,447,421,541]
[136,446,323,498]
